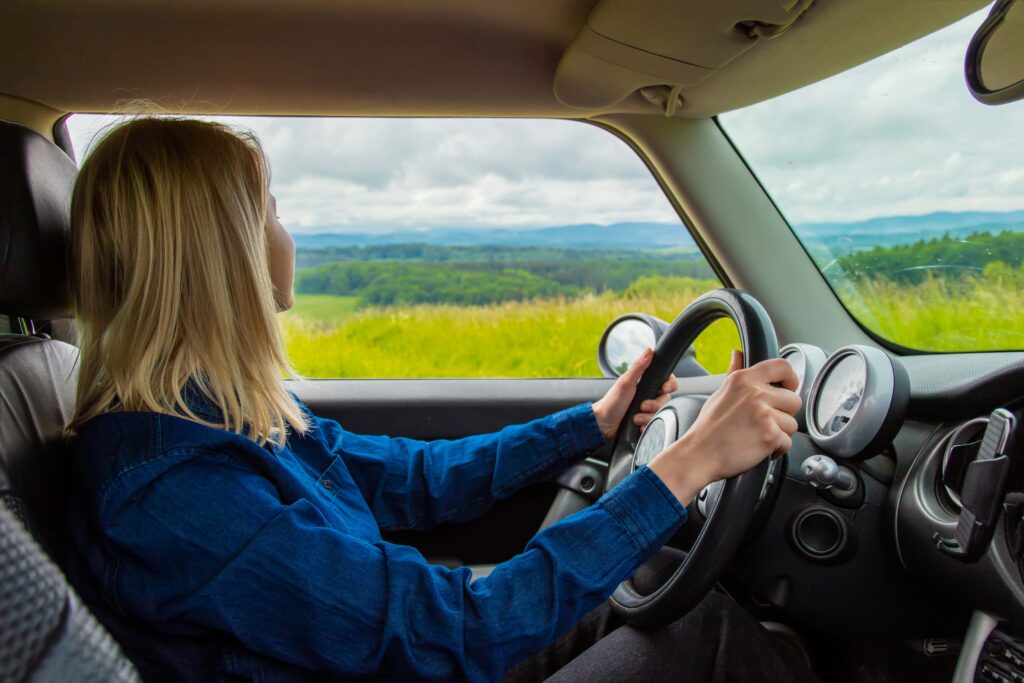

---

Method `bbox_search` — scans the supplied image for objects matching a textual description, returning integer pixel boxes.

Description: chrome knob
[801,454,859,498]
[802,454,839,489]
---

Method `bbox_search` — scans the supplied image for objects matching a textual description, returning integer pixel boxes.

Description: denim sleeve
[103,454,686,682]
[311,403,606,531]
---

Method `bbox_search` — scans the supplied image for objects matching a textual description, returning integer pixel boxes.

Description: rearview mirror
[965,0,1024,105]
[597,313,707,379]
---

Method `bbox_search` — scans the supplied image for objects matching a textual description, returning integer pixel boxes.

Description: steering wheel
[604,288,779,628]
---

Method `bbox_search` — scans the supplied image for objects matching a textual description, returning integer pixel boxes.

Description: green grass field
[280,271,1024,379]
[281,279,741,378]
[288,294,361,328]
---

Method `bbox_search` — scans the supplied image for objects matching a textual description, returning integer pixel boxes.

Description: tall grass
[280,271,1024,379]
[837,269,1024,351]
[281,279,740,378]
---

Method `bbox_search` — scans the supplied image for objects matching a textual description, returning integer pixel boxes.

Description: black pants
[504,592,820,683]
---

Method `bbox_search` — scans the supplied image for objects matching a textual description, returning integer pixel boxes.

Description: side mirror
[597,313,707,379]
[966,0,1024,105]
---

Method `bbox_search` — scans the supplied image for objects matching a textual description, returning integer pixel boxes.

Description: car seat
[0,119,139,682]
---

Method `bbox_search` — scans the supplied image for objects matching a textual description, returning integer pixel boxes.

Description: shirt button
[322,479,333,490]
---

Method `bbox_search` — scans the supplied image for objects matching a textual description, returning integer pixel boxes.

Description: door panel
[290,378,613,440]
[290,376,724,439]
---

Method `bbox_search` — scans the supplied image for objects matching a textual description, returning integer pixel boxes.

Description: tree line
[835,230,1024,283]
[294,245,716,307]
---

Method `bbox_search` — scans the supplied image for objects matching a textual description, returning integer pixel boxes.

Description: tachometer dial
[805,345,909,460]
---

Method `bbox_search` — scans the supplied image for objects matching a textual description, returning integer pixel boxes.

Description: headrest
[0,120,77,319]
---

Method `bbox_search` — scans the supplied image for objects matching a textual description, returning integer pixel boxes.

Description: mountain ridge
[291,209,1024,251]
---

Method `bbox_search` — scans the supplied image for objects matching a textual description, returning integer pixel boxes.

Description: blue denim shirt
[67,395,687,682]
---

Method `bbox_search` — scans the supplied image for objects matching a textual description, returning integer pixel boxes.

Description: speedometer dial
[814,353,865,436]
[632,410,678,471]
[633,417,666,469]
[780,344,828,431]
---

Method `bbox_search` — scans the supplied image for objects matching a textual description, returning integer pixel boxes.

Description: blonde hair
[67,117,307,446]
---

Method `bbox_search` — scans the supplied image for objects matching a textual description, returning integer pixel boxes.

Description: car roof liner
[0,0,989,119]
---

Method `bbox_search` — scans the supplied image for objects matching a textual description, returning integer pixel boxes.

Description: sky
[67,8,1024,234]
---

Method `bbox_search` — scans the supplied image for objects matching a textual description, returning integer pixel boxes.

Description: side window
[69,116,737,378]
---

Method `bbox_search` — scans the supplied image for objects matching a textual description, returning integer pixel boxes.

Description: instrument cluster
[781,344,909,460]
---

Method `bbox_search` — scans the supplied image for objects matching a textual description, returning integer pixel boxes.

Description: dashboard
[616,321,1024,676]
[746,343,1024,679]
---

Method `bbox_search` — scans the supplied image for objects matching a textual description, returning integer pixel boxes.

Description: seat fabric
[0,502,139,682]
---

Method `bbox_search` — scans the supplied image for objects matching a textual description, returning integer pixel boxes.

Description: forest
[833,230,1024,282]
[295,245,715,306]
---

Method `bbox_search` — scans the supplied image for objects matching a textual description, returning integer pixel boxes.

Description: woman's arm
[309,403,604,531]
[101,451,685,681]
[307,350,675,531]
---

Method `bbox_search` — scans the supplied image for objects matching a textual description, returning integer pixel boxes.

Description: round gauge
[779,343,829,431]
[786,351,806,384]
[813,353,866,436]
[805,345,909,460]
[632,410,678,471]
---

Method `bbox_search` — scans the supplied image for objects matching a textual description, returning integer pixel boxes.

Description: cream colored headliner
[2,0,989,119]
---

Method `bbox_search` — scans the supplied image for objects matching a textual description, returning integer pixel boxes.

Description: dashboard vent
[940,417,990,510]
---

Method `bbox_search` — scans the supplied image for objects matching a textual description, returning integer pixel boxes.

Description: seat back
[0,503,139,682]
[0,334,78,566]
[0,119,139,681]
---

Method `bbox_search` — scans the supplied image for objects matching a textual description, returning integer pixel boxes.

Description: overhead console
[554,0,816,113]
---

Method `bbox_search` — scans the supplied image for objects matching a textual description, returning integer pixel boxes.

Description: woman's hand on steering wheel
[592,348,679,440]
[648,350,802,506]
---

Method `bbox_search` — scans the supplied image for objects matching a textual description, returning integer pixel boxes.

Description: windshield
[719,10,1024,353]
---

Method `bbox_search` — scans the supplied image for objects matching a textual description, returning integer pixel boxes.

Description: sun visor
[554,0,816,112]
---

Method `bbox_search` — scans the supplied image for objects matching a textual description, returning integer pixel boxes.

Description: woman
[66,117,812,682]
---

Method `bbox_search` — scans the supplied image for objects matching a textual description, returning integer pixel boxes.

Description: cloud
[719,8,1024,224]
[67,115,676,233]
[66,9,1024,233]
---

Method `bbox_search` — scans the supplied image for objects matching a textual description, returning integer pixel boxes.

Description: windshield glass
[720,10,1024,352]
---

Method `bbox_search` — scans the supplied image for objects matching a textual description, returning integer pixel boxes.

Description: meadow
[837,263,1024,351]
[280,269,1024,379]
[281,278,741,378]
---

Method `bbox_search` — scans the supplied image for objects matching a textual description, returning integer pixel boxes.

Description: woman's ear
[266,196,296,312]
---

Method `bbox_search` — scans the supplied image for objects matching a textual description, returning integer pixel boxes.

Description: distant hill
[798,210,1024,254]
[797,210,1024,238]
[292,222,696,251]
[291,209,1024,254]
[294,243,708,270]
